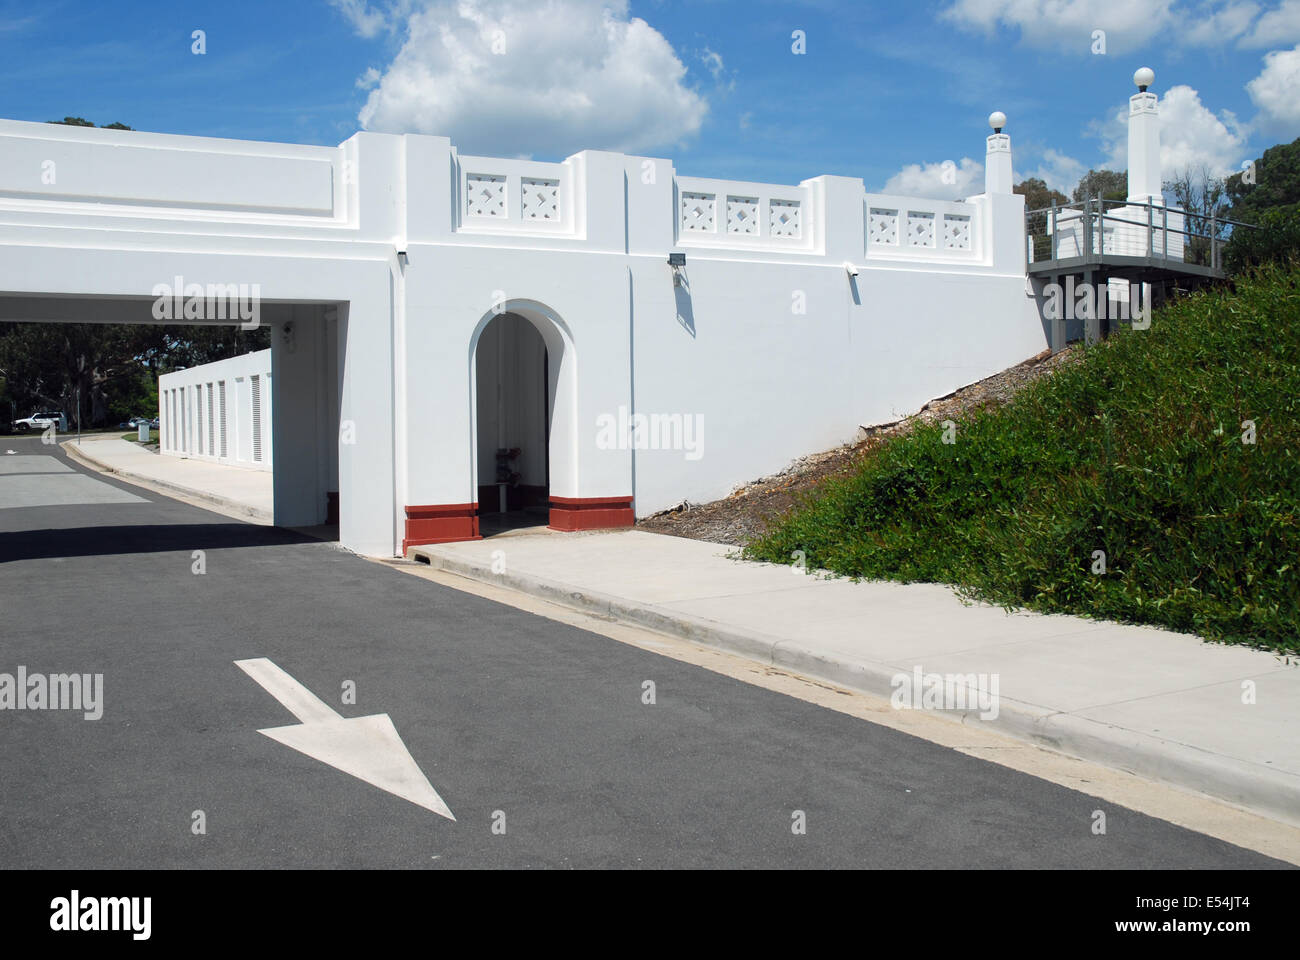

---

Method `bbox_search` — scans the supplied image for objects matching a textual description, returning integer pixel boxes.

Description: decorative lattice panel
[769,199,801,238]
[943,214,971,250]
[869,207,899,246]
[726,196,759,234]
[681,192,716,232]
[521,177,559,221]
[907,211,935,247]
[466,173,506,218]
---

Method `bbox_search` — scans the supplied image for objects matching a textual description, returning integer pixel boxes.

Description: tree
[1218,138,1300,274]
[1015,177,1069,211]
[1164,165,1230,267]
[0,323,271,428]
[1225,136,1300,224]
[1223,207,1300,273]
[48,117,133,131]
[1072,169,1127,204]
[1016,178,1070,261]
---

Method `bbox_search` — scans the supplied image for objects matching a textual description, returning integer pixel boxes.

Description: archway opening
[0,297,341,541]
[473,311,551,534]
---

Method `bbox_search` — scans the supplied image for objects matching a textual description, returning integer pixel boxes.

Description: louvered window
[251,375,263,462]
[218,381,227,459]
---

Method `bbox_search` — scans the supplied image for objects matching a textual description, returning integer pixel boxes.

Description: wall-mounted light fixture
[668,252,687,287]
[396,249,409,267]
[843,261,859,278]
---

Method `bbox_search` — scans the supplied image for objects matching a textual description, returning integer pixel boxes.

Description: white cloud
[700,47,724,80]
[329,0,402,39]
[1030,148,1088,194]
[1239,0,1300,46]
[941,0,1177,53]
[941,0,1300,51]
[1155,87,1249,175]
[1184,1,1260,45]
[356,66,382,90]
[880,157,984,200]
[1246,44,1300,131]
[1096,84,1248,179]
[345,0,709,157]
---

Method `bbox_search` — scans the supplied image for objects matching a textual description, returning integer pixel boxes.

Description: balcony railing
[1026,196,1257,275]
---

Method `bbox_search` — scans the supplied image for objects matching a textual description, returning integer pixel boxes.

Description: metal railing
[1026,196,1257,273]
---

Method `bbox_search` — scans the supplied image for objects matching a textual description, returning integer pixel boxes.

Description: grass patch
[122,429,159,444]
[745,264,1300,654]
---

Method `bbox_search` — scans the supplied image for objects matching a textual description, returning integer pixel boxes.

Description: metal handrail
[1025,195,1258,268]
[1025,196,1257,230]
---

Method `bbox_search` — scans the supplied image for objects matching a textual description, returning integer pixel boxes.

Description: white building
[0,97,1053,557]
[158,349,273,472]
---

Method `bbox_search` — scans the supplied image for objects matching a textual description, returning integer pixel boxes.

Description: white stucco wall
[159,349,273,471]
[0,116,1048,555]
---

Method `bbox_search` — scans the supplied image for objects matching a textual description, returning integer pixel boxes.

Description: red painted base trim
[548,495,635,532]
[403,502,482,552]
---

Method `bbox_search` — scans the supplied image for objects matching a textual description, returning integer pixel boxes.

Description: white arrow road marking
[234,658,455,820]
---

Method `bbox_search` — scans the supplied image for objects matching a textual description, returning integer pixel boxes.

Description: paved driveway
[0,436,1285,868]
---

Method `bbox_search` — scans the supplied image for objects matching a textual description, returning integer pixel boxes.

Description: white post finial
[985,111,1012,194]
[1127,69,1161,202]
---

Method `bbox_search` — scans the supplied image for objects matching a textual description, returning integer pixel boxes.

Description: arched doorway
[471,305,573,533]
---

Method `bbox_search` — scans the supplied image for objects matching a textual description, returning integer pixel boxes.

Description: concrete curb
[62,440,272,522]
[411,544,1300,828]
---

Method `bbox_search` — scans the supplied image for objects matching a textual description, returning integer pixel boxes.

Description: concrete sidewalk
[411,529,1300,827]
[63,434,272,521]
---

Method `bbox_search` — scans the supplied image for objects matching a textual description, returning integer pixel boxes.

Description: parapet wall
[0,118,1023,276]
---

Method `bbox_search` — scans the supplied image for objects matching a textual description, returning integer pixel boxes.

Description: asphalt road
[0,435,1286,868]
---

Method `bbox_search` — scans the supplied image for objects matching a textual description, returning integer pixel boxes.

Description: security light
[668,252,688,288]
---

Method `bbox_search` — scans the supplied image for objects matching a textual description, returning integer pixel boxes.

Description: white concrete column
[271,306,327,527]
[1127,68,1161,203]
[569,150,628,253]
[985,111,1012,195]
[337,278,398,556]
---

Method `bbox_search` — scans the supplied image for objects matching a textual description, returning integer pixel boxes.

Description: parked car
[12,411,68,433]
[116,416,151,430]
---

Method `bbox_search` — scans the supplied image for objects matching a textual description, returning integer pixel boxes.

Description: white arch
[467,299,578,504]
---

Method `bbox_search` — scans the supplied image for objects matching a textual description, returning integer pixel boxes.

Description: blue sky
[1,0,1297,199]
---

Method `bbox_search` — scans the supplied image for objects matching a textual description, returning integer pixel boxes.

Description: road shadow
[0,522,319,563]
